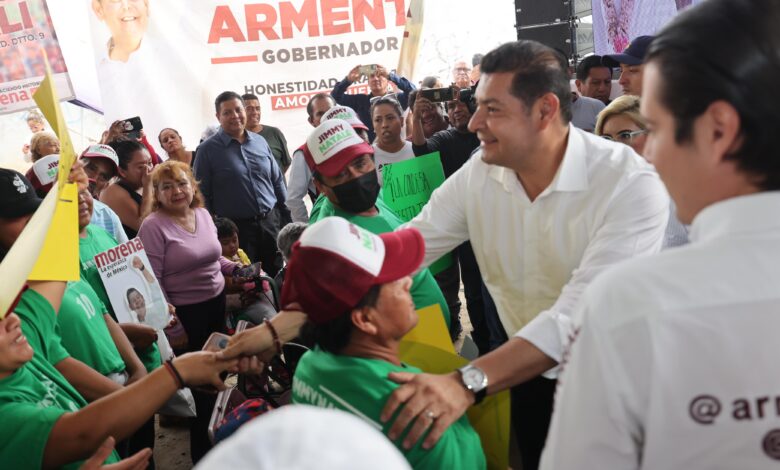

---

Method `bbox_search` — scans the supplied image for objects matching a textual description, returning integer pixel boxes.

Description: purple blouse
[138,207,237,306]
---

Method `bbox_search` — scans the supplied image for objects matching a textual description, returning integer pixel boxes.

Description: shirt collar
[216,127,251,146]
[489,124,589,196]
[689,191,780,244]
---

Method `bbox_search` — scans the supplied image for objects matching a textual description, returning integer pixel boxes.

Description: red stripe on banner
[211,55,258,64]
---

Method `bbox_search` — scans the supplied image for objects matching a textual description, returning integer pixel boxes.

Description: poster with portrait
[93,237,169,330]
[83,0,409,154]
[0,0,74,114]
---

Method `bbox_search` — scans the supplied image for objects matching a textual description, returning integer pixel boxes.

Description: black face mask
[329,171,380,214]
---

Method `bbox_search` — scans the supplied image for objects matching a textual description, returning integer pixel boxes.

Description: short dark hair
[241,93,259,102]
[299,284,381,354]
[214,91,243,114]
[420,76,439,88]
[108,139,146,170]
[472,53,484,67]
[306,93,335,119]
[576,55,611,81]
[370,96,403,119]
[646,0,780,190]
[480,41,573,123]
[214,216,238,239]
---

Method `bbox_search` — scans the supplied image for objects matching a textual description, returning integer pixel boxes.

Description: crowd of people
[1,0,777,468]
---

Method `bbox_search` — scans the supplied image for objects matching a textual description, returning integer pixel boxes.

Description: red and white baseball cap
[302,119,373,177]
[80,144,119,175]
[281,217,425,325]
[322,105,369,131]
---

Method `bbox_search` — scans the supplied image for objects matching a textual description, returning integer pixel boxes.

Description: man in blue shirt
[331,64,416,142]
[194,91,291,276]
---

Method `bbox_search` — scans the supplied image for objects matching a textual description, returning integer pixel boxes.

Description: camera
[419,87,455,103]
[457,84,478,114]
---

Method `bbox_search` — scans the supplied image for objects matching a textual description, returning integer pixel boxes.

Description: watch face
[462,366,486,391]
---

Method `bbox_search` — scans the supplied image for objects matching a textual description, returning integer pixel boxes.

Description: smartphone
[419,87,456,103]
[122,116,143,140]
[359,64,378,78]
[203,332,231,352]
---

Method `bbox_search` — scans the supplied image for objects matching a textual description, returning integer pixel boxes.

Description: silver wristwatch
[458,364,488,404]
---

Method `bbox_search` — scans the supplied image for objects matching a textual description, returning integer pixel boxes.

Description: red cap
[281,217,425,324]
[302,119,373,178]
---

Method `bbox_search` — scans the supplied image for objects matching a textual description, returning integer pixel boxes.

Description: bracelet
[164,359,185,389]
[264,319,282,356]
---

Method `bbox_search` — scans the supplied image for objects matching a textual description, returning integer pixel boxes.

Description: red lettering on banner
[279,0,319,39]
[271,85,369,110]
[352,0,385,32]
[208,0,406,43]
[322,0,351,36]
[246,3,280,41]
[0,89,32,105]
[0,1,33,34]
[208,6,246,43]
[94,239,144,269]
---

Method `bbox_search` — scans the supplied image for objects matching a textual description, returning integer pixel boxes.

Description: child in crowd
[215,217,277,327]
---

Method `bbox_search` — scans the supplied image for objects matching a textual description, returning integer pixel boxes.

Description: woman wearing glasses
[596,95,688,247]
[595,95,648,154]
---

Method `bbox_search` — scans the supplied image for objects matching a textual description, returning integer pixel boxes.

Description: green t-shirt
[79,225,162,372]
[0,296,119,469]
[57,279,126,376]
[293,348,486,470]
[309,196,451,330]
[257,125,291,173]
[15,289,70,366]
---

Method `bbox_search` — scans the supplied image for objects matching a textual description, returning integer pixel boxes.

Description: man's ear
[536,93,561,129]
[705,100,742,164]
[91,0,104,21]
[575,79,583,93]
[350,307,378,336]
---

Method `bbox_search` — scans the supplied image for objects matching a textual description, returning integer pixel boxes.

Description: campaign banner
[380,151,451,274]
[93,238,169,330]
[592,0,704,55]
[85,0,409,154]
[0,0,73,114]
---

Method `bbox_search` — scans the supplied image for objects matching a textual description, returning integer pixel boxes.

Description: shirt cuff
[515,309,573,379]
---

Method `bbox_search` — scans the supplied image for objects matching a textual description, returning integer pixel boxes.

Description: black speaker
[516,23,574,58]
[515,0,570,27]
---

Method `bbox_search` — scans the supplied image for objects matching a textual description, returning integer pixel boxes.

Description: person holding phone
[331,64,416,142]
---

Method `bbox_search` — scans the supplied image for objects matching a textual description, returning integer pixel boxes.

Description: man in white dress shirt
[541,0,780,468]
[380,40,669,470]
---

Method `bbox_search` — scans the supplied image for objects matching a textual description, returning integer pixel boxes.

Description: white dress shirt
[286,149,315,222]
[408,126,669,366]
[541,192,780,470]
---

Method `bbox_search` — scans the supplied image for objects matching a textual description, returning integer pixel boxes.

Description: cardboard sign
[380,152,452,274]
[93,238,169,330]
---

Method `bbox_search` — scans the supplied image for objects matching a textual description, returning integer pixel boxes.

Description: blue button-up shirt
[194,128,287,219]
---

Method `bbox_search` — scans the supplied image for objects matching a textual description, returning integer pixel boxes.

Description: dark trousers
[232,211,283,277]
[432,257,462,339]
[510,376,557,470]
[456,242,492,355]
[175,292,226,464]
[481,282,509,350]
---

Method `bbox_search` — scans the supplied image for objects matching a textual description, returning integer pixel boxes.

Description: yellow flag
[402,304,456,354]
[396,0,425,79]
[33,50,76,192]
[27,183,80,281]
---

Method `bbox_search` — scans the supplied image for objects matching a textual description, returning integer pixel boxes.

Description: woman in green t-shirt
[285,217,486,470]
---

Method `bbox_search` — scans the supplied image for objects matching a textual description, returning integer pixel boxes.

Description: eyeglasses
[601,129,647,143]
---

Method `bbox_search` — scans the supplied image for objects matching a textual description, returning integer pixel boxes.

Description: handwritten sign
[381,152,452,273]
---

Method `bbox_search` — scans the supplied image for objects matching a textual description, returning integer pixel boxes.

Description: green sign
[381,152,452,274]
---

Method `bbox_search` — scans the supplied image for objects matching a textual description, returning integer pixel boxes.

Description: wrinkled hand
[173,351,237,390]
[347,65,361,83]
[79,436,151,470]
[68,160,89,192]
[105,121,125,144]
[381,371,474,450]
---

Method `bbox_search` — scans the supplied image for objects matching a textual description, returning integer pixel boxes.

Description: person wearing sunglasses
[595,95,648,154]
[596,95,687,248]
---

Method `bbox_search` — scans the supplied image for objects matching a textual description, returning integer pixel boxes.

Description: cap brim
[315,142,374,178]
[2,196,42,219]
[351,123,369,132]
[602,54,642,68]
[375,227,425,284]
[81,154,119,173]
